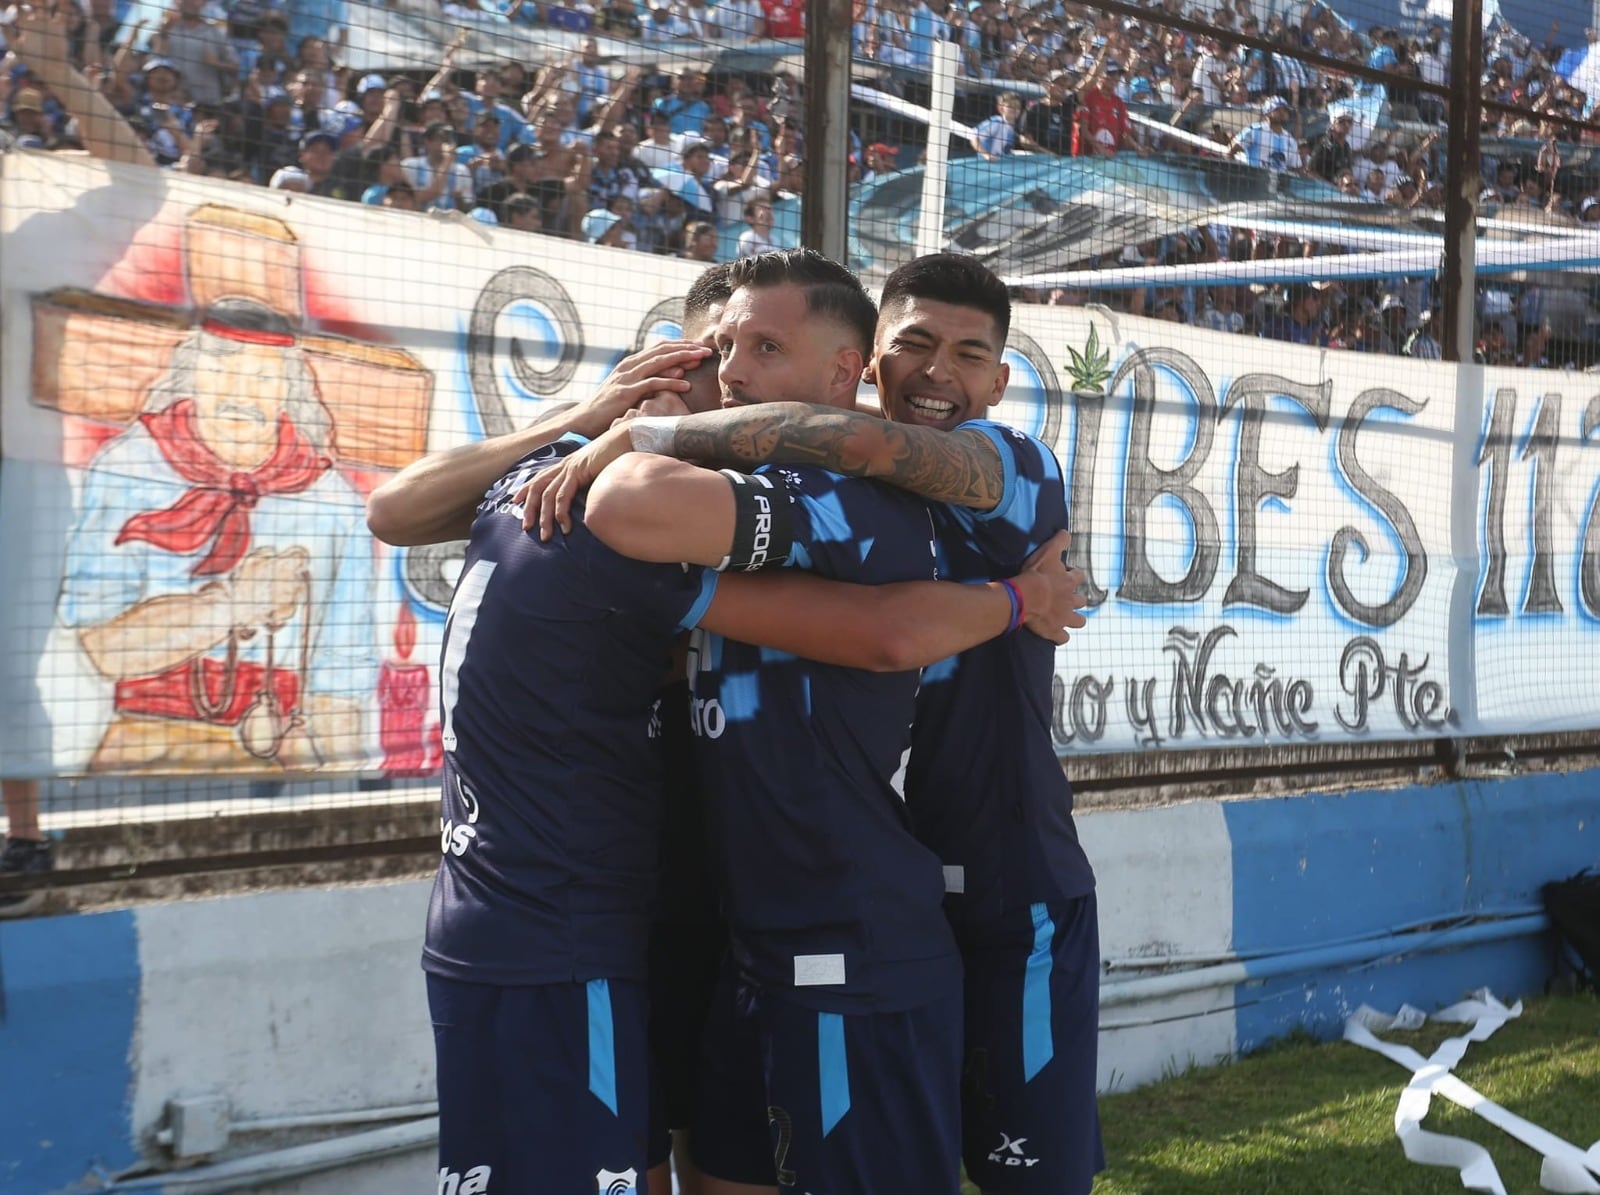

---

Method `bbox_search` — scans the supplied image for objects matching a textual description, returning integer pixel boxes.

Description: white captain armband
[716,470,793,572]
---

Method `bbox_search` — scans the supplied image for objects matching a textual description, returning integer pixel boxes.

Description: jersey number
[439,559,498,753]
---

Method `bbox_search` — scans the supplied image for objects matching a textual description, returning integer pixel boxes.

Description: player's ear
[862,355,877,386]
[830,347,865,402]
[987,360,1009,408]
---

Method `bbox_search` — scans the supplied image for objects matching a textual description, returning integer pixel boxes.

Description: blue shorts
[958,895,1104,1195]
[428,973,653,1194]
[691,959,964,1194]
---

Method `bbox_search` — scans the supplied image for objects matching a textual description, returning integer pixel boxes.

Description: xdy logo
[438,1164,491,1194]
[987,1132,1040,1168]
[596,1166,638,1194]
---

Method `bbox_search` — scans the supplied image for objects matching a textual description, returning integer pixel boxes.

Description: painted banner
[0,153,1596,777]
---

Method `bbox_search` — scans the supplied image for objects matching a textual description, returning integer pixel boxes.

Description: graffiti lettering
[1328,388,1429,628]
[1116,348,1221,604]
[466,265,585,438]
[1050,673,1113,746]
[1163,625,1317,741]
[1583,394,1600,618]
[1335,637,1451,734]
[1221,372,1333,614]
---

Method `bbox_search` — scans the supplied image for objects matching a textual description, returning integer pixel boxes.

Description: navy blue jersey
[907,421,1096,927]
[423,441,717,986]
[689,466,960,1014]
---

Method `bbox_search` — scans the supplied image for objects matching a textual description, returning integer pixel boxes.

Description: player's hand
[515,422,634,539]
[568,340,710,439]
[1011,530,1090,645]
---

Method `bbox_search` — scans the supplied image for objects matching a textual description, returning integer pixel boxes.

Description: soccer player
[373,262,1089,1194]
[525,252,1104,1195]
[424,424,1081,1193]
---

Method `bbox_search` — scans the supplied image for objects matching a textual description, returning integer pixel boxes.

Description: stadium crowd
[0,0,1595,364]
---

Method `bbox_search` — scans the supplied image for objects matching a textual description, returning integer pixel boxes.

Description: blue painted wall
[1226,770,1598,1051]
[0,910,140,1193]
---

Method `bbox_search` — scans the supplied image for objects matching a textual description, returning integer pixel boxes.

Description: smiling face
[868,297,1008,431]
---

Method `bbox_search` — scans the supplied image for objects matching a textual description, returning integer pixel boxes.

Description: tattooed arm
[669,403,1007,509]
[520,402,1007,538]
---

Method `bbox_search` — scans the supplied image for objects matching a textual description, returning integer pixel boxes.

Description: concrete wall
[2,767,1594,1193]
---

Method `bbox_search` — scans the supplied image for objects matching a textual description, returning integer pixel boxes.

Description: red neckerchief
[115,398,331,577]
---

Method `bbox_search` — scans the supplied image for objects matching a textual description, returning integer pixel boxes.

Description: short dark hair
[684,263,734,336]
[726,249,877,355]
[879,252,1011,344]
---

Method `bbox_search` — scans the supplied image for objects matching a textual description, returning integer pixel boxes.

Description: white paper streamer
[1345,990,1600,1194]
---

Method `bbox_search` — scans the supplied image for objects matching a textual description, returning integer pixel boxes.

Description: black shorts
[647,917,727,1140]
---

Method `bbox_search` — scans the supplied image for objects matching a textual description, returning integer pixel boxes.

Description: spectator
[598,0,644,39]
[720,0,765,38]
[675,139,719,221]
[1260,284,1324,345]
[971,90,1022,160]
[860,141,899,182]
[360,144,409,204]
[1306,110,1354,182]
[5,86,58,149]
[149,0,238,109]
[296,129,342,196]
[653,69,711,137]
[587,128,644,210]
[1404,310,1442,359]
[402,121,474,211]
[503,192,543,232]
[635,110,678,174]
[1078,62,1140,155]
[713,148,769,222]
[642,0,692,44]
[582,204,631,247]
[737,197,775,256]
[1229,95,1300,171]
[762,0,805,39]
[1019,70,1079,156]
[683,220,719,260]
[457,111,507,193]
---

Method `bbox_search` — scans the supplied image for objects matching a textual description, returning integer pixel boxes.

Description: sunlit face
[190,341,294,467]
[680,299,727,413]
[869,297,1008,432]
[715,285,862,409]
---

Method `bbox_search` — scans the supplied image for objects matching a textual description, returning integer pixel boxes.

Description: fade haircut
[726,249,877,355]
[878,252,1012,345]
[683,262,734,337]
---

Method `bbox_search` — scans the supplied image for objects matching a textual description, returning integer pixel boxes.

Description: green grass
[961,992,1600,1195]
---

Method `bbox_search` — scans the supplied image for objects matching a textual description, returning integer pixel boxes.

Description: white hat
[582,207,622,241]
[269,166,310,190]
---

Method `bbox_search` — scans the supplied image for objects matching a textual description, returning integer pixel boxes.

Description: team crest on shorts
[596,1166,638,1194]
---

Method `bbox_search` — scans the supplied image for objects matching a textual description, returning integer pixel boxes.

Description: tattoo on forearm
[673,406,1005,508]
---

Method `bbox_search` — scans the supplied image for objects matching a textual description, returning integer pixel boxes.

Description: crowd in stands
[2,0,1596,361]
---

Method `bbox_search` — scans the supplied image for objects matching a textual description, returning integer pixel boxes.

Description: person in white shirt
[1228,96,1302,172]
[634,110,680,174]
[714,149,771,223]
[642,0,692,40]
[402,121,476,211]
[718,0,765,38]
[681,0,720,39]
[736,198,775,256]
